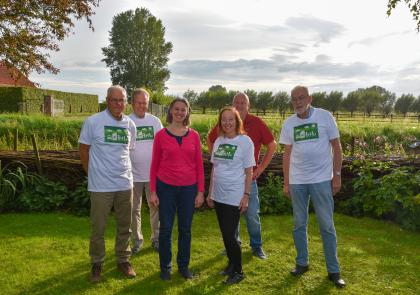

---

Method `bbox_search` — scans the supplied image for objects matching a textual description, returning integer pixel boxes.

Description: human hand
[332,175,341,196]
[195,192,204,208]
[239,195,249,214]
[150,192,159,208]
[283,183,290,199]
[252,165,264,180]
[206,196,214,208]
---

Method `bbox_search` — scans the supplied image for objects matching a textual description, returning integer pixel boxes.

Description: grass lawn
[0,211,419,295]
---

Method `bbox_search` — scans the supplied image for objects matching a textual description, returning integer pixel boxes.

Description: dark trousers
[157,178,197,271]
[214,201,242,274]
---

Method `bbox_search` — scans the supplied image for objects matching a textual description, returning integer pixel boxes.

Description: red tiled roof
[0,62,36,87]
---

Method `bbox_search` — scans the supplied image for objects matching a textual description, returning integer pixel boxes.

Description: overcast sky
[30,0,420,100]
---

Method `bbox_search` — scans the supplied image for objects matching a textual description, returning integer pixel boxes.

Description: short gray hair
[107,85,127,100]
[232,92,250,104]
[291,85,309,97]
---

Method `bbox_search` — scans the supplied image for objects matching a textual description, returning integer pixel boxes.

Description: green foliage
[340,161,420,231]
[18,177,68,212]
[0,1,100,77]
[102,7,173,93]
[387,0,420,31]
[68,178,90,216]
[0,87,22,112]
[395,93,416,116]
[0,161,41,211]
[0,86,98,114]
[259,173,292,215]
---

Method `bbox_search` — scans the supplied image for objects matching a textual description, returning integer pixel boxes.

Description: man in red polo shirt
[207,92,277,259]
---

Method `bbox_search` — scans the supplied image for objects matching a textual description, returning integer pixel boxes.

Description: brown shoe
[117,262,136,278]
[90,263,102,283]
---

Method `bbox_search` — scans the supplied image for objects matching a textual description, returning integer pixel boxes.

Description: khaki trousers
[89,189,132,264]
[131,182,159,243]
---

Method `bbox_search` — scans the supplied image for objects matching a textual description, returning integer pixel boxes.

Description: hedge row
[0,86,98,115]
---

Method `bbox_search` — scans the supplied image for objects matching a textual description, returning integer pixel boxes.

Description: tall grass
[0,113,418,156]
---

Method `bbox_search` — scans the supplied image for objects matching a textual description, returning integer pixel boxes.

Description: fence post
[391,114,393,123]
[13,129,18,151]
[31,134,43,174]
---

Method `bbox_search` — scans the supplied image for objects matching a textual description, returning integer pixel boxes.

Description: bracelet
[244,192,250,196]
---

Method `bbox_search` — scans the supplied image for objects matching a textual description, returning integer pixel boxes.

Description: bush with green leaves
[259,173,292,215]
[340,161,420,231]
[0,162,41,211]
[18,177,68,212]
[68,178,90,216]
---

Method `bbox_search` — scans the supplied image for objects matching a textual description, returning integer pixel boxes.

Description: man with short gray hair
[280,85,345,288]
[129,88,163,254]
[79,85,137,283]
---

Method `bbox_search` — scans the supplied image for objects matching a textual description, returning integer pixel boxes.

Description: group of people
[79,85,346,288]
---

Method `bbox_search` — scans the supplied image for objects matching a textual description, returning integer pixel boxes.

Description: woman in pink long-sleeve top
[149,98,205,281]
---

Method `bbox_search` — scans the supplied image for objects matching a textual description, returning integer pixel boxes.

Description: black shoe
[223,272,244,285]
[290,264,309,276]
[252,247,267,260]
[160,269,171,281]
[219,264,234,276]
[328,273,346,288]
[178,267,193,280]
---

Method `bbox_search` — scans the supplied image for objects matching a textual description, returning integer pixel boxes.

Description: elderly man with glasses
[79,85,137,283]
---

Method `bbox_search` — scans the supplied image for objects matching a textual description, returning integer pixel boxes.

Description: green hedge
[0,86,98,115]
[0,87,23,112]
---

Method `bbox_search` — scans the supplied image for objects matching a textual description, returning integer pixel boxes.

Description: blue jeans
[236,180,262,249]
[290,180,340,273]
[157,179,197,271]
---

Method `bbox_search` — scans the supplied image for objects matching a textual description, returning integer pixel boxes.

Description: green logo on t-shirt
[214,144,238,160]
[136,126,154,141]
[294,123,319,142]
[104,126,129,144]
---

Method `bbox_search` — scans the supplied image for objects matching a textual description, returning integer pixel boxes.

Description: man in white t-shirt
[129,88,163,254]
[279,85,346,288]
[79,85,137,283]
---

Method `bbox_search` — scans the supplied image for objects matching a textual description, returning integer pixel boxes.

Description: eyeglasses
[108,98,126,104]
[291,95,307,103]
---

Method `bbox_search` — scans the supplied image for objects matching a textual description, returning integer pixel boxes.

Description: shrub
[68,178,90,216]
[18,177,68,212]
[340,161,420,231]
[259,173,292,215]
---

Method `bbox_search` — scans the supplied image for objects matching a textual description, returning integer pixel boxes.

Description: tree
[324,91,343,114]
[244,89,258,108]
[413,95,420,114]
[195,91,210,114]
[183,89,198,105]
[359,89,381,116]
[341,91,360,116]
[272,91,290,116]
[256,91,273,115]
[395,93,416,117]
[387,0,420,31]
[378,91,396,116]
[102,8,173,94]
[0,0,100,78]
[311,92,327,108]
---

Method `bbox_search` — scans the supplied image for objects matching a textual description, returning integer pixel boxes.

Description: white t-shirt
[129,112,163,182]
[79,110,137,192]
[211,135,255,206]
[279,108,339,184]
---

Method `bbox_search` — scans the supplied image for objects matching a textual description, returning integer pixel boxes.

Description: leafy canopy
[102,7,173,94]
[0,0,100,78]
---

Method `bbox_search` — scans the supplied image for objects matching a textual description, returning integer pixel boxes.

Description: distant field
[0,113,418,156]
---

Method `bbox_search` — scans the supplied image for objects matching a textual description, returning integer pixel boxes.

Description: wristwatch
[335,171,341,176]
[244,192,250,196]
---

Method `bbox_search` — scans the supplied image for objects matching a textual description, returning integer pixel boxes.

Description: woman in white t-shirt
[207,106,255,285]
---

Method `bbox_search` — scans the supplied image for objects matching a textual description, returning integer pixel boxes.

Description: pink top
[149,128,205,192]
